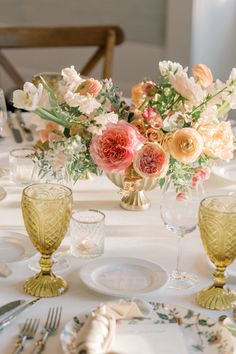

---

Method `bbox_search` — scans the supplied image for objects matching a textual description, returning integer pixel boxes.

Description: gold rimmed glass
[21,183,72,297]
[198,195,236,310]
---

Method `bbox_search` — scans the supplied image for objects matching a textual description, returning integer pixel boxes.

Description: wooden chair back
[0,26,125,87]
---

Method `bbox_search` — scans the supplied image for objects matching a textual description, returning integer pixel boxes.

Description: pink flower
[192,168,210,188]
[90,121,145,172]
[142,107,163,129]
[39,122,63,143]
[142,81,156,96]
[133,143,169,178]
[53,151,67,171]
[176,192,187,201]
[76,79,102,97]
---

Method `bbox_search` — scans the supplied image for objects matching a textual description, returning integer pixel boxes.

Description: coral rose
[192,64,213,88]
[169,128,203,164]
[133,143,169,178]
[198,121,234,160]
[76,78,102,97]
[89,121,145,172]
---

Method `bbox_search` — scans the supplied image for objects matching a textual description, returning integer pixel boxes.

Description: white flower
[61,65,84,90]
[13,82,43,111]
[227,68,236,85]
[198,105,219,124]
[159,60,187,76]
[64,91,101,114]
[169,71,205,106]
[95,112,118,126]
[87,125,104,135]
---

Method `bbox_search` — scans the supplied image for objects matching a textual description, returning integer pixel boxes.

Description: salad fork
[31,306,62,354]
[12,318,39,354]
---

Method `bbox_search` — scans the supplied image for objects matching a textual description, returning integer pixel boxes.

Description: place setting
[0,59,236,354]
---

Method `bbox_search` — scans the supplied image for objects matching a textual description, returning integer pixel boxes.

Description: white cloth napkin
[74,299,152,354]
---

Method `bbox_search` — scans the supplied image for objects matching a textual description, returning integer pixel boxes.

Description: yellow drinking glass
[198,195,236,310]
[21,183,72,297]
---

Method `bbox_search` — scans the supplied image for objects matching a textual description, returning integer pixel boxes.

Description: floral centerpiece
[13,61,236,204]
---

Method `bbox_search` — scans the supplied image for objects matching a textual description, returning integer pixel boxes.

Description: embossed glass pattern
[21,183,72,297]
[198,195,236,310]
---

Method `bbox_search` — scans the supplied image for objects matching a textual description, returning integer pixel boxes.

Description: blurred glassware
[70,209,105,258]
[160,176,204,290]
[0,88,8,138]
[198,195,236,310]
[22,183,72,297]
[9,147,35,185]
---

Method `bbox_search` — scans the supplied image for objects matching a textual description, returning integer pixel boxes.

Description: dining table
[0,114,236,354]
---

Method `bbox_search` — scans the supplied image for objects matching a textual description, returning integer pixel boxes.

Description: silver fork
[12,318,40,354]
[31,307,62,354]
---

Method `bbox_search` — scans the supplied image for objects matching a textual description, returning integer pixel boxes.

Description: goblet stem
[213,265,226,287]
[39,254,53,274]
[175,233,184,275]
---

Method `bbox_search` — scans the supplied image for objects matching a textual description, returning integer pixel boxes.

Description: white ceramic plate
[212,160,236,182]
[0,230,36,263]
[80,257,168,297]
[60,302,234,354]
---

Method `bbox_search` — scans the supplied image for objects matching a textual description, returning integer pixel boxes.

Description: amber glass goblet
[21,183,72,297]
[198,195,236,310]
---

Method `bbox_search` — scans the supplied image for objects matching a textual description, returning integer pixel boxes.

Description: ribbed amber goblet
[198,195,236,310]
[21,183,72,297]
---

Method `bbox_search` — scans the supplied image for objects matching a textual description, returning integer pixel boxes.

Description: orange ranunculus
[131,82,145,108]
[169,128,203,164]
[198,121,234,160]
[192,64,213,88]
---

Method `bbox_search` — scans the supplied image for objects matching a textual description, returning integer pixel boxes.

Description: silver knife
[8,113,23,143]
[0,298,40,331]
[0,300,25,317]
[15,110,34,142]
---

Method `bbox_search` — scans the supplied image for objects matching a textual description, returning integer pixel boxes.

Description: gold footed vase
[21,183,72,298]
[198,195,236,310]
[106,172,159,211]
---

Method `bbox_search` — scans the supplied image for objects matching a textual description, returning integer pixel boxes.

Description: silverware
[0,298,40,331]
[0,300,25,317]
[15,110,34,142]
[12,318,39,354]
[32,306,62,354]
[8,113,23,143]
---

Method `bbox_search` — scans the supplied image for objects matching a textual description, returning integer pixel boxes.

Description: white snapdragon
[13,82,43,111]
[61,65,84,90]
[159,60,187,76]
[95,112,118,126]
[64,91,101,114]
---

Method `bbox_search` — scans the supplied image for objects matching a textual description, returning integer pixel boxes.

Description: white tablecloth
[0,120,236,353]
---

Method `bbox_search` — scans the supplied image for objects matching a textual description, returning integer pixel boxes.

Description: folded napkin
[0,262,12,277]
[75,299,151,354]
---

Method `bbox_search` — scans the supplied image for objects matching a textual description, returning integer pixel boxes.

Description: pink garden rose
[76,79,102,97]
[133,143,169,178]
[90,121,145,172]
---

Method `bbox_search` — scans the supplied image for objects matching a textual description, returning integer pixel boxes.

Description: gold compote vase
[21,183,72,297]
[106,171,159,211]
[198,195,236,310]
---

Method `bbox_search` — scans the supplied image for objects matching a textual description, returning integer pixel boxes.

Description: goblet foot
[168,270,198,290]
[197,285,236,310]
[120,191,150,211]
[24,272,68,298]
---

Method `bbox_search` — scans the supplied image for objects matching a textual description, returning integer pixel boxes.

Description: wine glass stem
[175,233,184,275]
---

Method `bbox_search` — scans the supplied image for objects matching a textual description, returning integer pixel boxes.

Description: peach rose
[90,121,145,172]
[198,121,235,160]
[169,128,203,164]
[131,83,145,107]
[161,132,173,152]
[146,128,164,143]
[133,143,169,178]
[192,64,213,88]
[130,119,146,135]
[76,78,102,97]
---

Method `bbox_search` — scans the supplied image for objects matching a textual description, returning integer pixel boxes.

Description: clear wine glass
[160,176,204,289]
[0,88,8,138]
